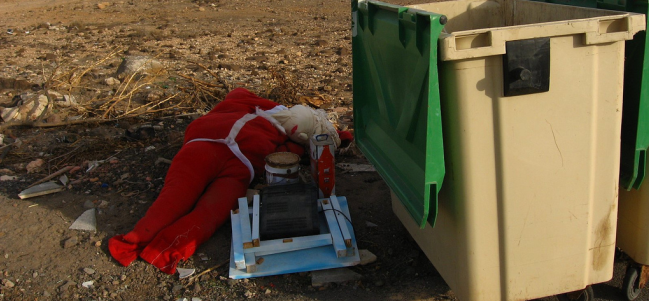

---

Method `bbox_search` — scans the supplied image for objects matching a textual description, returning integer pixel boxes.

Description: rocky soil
[0,0,645,300]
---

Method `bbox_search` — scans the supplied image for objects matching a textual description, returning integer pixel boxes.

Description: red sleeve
[337,130,353,148]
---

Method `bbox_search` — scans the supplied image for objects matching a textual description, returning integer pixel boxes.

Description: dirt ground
[0,0,645,300]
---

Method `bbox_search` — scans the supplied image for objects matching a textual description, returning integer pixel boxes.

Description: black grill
[259,183,320,240]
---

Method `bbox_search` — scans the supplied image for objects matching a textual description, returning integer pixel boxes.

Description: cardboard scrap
[18,182,64,199]
[69,209,97,231]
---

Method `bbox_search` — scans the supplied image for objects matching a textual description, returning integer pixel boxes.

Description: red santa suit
[108,88,304,274]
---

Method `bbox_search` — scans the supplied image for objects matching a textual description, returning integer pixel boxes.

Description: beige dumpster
[618,159,649,299]
[384,0,646,300]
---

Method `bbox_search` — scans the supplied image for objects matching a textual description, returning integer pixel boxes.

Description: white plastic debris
[82,281,94,288]
[87,160,103,173]
[177,268,195,279]
[60,174,69,185]
[69,209,97,231]
[18,182,64,199]
[144,146,156,152]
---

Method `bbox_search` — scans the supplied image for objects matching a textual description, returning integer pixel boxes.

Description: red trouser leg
[108,142,246,267]
[139,160,249,274]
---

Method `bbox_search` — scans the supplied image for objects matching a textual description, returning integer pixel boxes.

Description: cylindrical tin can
[264,152,300,186]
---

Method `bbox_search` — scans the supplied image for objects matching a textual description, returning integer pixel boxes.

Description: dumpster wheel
[558,286,594,301]
[623,264,643,300]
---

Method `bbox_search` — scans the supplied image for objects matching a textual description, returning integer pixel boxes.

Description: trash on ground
[60,174,69,185]
[359,249,377,265]
[81,281,93,288]
[69,209,97,232]
[18,182,65,199]
[336,163,376,173]
[177,268,195,279]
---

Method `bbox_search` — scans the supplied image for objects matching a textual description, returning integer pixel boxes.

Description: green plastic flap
[533,0,649,191]
[352,0,446,228]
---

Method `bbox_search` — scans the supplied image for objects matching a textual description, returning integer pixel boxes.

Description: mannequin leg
[108,142,236,266]
[139,160,249,274]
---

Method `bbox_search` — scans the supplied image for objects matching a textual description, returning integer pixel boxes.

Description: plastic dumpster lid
[352,0,446,228]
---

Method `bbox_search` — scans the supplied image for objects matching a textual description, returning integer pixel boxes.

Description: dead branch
[28,166,75,188]
[185,259,230,287]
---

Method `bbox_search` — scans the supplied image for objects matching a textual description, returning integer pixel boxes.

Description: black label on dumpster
[503,37,550,97]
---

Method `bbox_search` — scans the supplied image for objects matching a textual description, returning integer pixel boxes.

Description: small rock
[2,279,15,288]
[198,7,205,11]
[59,280,76,292]
[83,267,95,275]
[374,280,384,287]
[218,63,241,71]
[337,47,350,56]
[46,114,62,123]
[147,90,164,102]
[26,159,44,173]
[63,236,79,248]
[97,2,110,9]
[13,79,32,90]
[193,282,201,293]
[0,175,17,181]
[265,289,271,295]
[104,77,120,86]
[244,290,254,298]
[171,284,183,294]
[115,56,165,80]
[82,280,93,288]
[315,40,328,47]
[120,275,127,281]
[45,53,57,61]
[43,291,51,297]
[83,200,96,209]
[33,272,38,278]
[227,279,237,287]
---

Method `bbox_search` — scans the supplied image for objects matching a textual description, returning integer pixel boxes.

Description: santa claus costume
[108,88,318,274]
